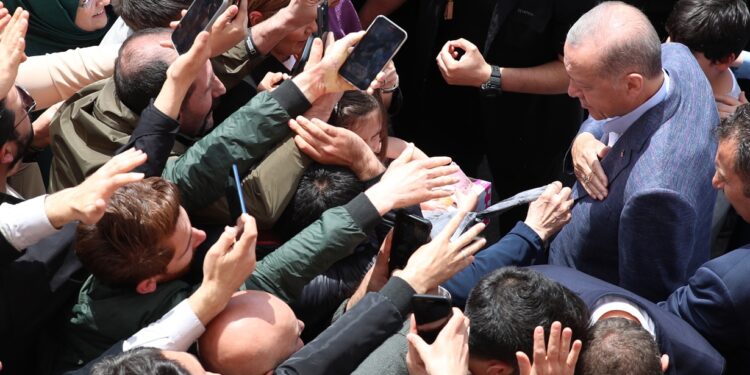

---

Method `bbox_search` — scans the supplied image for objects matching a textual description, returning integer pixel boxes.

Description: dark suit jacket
[531,265,725,375]
[661,247,750,375]
[550,43,719,302]
[0,222,82,375]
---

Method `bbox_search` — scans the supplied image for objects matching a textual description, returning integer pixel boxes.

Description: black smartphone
[389,210,432,272]
[172,0,232,54]
[339,15,407,90]
[412,294,453,344]
[291,1,330,75]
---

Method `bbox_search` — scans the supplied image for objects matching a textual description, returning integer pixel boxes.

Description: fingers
[560,327,573,364]
[379,229,394,258]
[532,326,547,369]
[390,142,416,167]
[406,332,430,358]
[456,234,486,261]
[516,351,533,375]
[212,225,239,254]
[546,322,562,363]
[436,205,473,241]
[100,149,147,175]
[188,31,211,57]
[567,340,583,369]
[741,91,748,104]
[454,221,486,250]
[588,160,608,199]
[214,2,239,28]
[715,93,741,106]
[234,214,259,254]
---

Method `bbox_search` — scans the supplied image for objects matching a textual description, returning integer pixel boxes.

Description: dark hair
[0,99,17,147]
[113,0,193,31]
[75,178,182,287]
[666,0,750,63]
[577,318,662,375]
[465,267,590,369]
[276,163,364,239]
[114,28,173,115]
[716,103,750,196]
[330,90,389,159]
[91,347,191,375]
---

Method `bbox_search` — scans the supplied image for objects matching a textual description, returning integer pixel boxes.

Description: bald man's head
[566,1,662,80]
[198,291,305,375]
[114,28,178,115]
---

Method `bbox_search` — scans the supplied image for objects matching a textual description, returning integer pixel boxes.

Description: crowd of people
[0,0,749,374]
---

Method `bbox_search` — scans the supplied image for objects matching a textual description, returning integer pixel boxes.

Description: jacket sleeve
[243,193,381,303]
[442,222,544,308]
[242,136,312,229]
[161,80,311,211]
[274,277,415,375]
[211,40,266,90]
[116,102,180,177]
[619,188,700,302]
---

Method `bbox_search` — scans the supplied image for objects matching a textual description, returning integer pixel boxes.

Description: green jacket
[56,194,381,370]
[49,77,310,225]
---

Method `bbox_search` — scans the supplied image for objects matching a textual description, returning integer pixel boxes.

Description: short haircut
[91,347,190,375]
[113,0,192,30]
[330,90,389,159]
[75,177,182,287]
[0,99,17,147]
[465,267,590,369]
[567,1,662,80]
[114,28,173,115]
[577,318,662,375]
[716,103,750,196]
[247,0,289,13]
[276,163,364,239]
[666,0,750,63]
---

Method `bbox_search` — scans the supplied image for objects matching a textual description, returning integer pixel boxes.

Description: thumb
[211,226,238,254]
[406,332,431,357]
[304,38,324,71]
[597,145,611,159]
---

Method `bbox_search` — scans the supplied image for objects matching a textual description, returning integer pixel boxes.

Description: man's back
[550,43,718,301]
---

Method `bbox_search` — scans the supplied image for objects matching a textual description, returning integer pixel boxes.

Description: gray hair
[567,1,662,80]
[717,104,750,196]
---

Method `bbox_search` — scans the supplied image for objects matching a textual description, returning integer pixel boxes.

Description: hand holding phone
[232,164,247,239]
[412,293,453,344]
[339,15,407,90]
[172,0,233,54]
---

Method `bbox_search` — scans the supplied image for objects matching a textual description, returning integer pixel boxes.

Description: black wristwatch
[480,65,502,97]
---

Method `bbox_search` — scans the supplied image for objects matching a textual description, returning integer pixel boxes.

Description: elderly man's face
[564,42,631,120]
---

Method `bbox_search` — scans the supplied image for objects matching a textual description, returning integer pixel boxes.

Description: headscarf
[3,0,116,56]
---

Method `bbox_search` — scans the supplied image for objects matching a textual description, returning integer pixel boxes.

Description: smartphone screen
[339,15,407,90]
[389,210,432,272]
[412,294,453,344]
[172,0,229,54]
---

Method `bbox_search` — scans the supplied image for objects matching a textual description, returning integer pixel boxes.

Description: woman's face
[75,0,110,32]
[350,110,383,154]
[272,19,317,61]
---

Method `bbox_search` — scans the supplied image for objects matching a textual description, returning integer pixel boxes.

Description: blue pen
[232,164,247,214]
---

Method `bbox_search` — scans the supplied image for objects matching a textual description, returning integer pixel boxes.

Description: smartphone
[389,210,432,272]
[412,294,453,344]
[172,0,233,54]
[339,15,407,90]
[232,164,246,239]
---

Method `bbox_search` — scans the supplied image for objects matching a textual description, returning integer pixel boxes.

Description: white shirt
[123,300,205,351]
[0,195,60,251]
[581,71,672,147]
[99,17,133,46]
[729,69,741,99]
[590,296,656,338]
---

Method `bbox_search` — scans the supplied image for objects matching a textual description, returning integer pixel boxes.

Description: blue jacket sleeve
[442,222,544,308]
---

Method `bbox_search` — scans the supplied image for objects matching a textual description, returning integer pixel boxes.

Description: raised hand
[571,132,609,200]
[44,149,147,228]
[368,60,399,94]
[516,322,582,375]
[436,38,492,87]
[156,31,213,119]
[0,8,28,99]
[524,182,573,241]
[395,192,486,293]
[207,0,248,57]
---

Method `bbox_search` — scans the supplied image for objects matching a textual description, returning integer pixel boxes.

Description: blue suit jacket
[661,247,750,375]
[550,43,719,301]
[531,265,725,375]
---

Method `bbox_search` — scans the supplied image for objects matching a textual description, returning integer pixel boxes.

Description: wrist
[352,149,385,180]
[44,190,75,229]
[393,269,429,294]
[524,221,549,242]
[188,283,232,326]
[364,185,395,216]
[477,63,492,87]
[292,65,326,103]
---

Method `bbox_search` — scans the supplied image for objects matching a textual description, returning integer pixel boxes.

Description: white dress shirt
[123,300,205,351]
[0,195,60,251]
[590,296,656,338]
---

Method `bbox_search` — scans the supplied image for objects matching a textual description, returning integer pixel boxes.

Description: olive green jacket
[48,76,310,226]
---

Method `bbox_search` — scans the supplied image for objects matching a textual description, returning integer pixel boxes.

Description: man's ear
[485,360,514,375]
[248,10,265,27]
[661,354,670,373]
[135,277,158,295]
[625,73,644,96]
[0,143,15,165]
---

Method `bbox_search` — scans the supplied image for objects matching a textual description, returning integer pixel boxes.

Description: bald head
[114,28,178,115]
[566,1,662,80]
[198,291,305,375]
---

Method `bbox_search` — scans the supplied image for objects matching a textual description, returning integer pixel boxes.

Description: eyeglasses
[13,85,36,130]
[79,0,93,8]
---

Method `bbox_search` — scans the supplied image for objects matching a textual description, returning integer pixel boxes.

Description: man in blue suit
[548,1,718,302]
[660,104,750,375]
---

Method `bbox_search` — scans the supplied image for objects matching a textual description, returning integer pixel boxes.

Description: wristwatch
[480,65,502,96]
